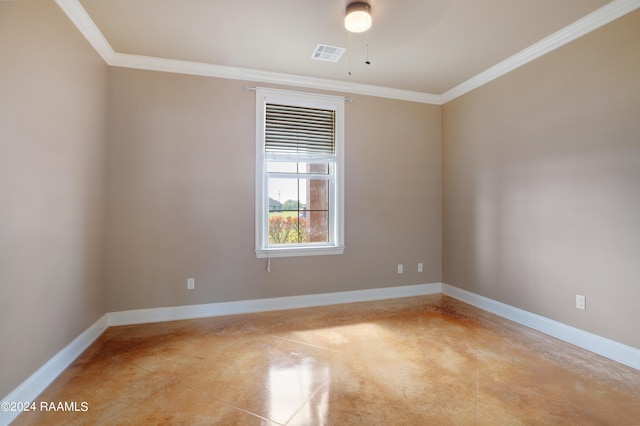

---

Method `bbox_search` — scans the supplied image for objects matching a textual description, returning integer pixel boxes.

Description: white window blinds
[265,103,335,155]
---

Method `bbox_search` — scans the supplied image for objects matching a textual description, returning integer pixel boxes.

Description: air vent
[311,44,346,63]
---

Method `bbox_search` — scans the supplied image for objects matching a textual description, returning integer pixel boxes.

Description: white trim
[255,246,345,258]
[54,0,115,63]
[440,0,640,103]
[108,283,443,326]
[441,284,640,371]
[55,0,640,105]
[250,86,351,103]
[0,315,109,426]
[110,52,442,105]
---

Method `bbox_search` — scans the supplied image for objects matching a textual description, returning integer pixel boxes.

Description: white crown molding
[53,0,439,104]
[441,284,640,371]
[56,0,639,105]
[109,52,442,105]
[440,0,640,103]
[108,283,443,326]
[54,0,115,63]
[0,315,109,426]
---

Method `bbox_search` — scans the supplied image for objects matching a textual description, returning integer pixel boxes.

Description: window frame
[255,88,345,258]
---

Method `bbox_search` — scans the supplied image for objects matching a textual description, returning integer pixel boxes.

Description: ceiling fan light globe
[345,2,372,33]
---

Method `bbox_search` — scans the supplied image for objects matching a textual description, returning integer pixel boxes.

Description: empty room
[1,0,639,424]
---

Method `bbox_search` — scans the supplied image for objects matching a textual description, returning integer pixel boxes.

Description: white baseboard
[4,281,638,426]
[108,283,443,326]
[441,283,640,371]
[0,314,109,426]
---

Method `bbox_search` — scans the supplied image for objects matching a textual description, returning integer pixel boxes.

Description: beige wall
[3,0,637,402]
[105,69,442,312]
[0,1,108,397]
[443,10,640,349]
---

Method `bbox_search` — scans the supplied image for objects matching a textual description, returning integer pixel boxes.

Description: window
[255,88,345,258]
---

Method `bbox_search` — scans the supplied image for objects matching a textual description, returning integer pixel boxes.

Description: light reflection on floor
[268,357,330,424]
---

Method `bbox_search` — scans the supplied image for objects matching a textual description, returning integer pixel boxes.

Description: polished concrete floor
[14,294,640,425]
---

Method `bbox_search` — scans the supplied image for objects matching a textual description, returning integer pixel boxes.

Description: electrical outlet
[418,262,423,273]
[576,294,586,310]
[397,264,403,274]
[187,278,195,290]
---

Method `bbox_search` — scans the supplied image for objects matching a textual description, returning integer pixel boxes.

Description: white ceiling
[60,0,638,103]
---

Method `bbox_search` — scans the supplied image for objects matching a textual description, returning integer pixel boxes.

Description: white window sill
[255,246,345,258]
